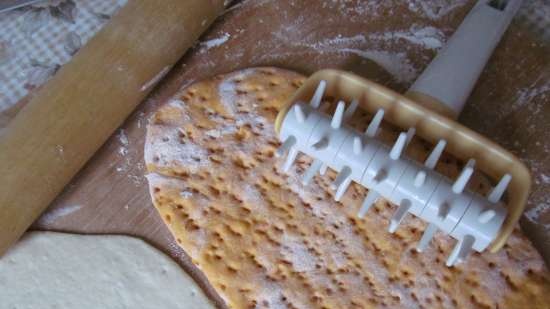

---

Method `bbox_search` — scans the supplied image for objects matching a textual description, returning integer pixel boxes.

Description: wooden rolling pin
[0,0,226,256]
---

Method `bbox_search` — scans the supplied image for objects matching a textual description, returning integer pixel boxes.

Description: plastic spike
[452,159,476,194]
[311,136,329,151]
[275,136,296,158]
[478,209,496,223]
[331,166,351,190]
[405,127,416,145]
[282,148,298,172]
[343,99,359,121]
[488,174,512,203]
[331,101,346,129]
[365,108,384,137]
[389,132,408,160]
[417,223,438,252]
[358,190,380,218]
[437,202,451,219]
[302,159,323,185]
[334,177,352,202]
[352,136,363,155]
[320,164,328,175]
[425,139,447,169]
[446,235,475,267]
[373,168,388,183]
[414,171,426,187]
[309,80,326,109]
[389,200,411,233]
[294,104,306,123]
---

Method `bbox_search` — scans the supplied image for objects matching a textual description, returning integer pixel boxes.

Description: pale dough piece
[0,231,214,309]
[145,67,550,309]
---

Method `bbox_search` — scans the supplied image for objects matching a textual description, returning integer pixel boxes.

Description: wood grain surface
[1,0,548,306]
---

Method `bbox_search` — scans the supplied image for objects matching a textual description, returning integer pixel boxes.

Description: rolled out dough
[144,67,550,308]
[0,232,214,309]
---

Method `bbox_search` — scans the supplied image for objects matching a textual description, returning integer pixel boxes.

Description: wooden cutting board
[3,0,548,302]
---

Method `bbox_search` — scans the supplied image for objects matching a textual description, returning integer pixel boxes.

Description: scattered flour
[205,125,237,138]
[525,202,550,229]
[118,147,128,156]
[406,0,469,20]
[274,24,446,83]
[37,204,82,225]
[216,69,274,138]
[276,39,420,83]
[180,190,193,199]
[281,235,317,272]
[200,32,231,51]
[217,69,257,114]
[340,48,418,83]
[376,25,445,50]
[514,79,550,110]
[117,129,129,156]
[145,127,210,174]
[118,129,129,146]
[145,69,275,178]
[254,282,287,309]
[168,99,186,109]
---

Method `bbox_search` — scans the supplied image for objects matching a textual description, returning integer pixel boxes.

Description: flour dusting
[145,70,271,173]
[378,25,445,50]
[180,190,193,199]
[117,129,129,156]
[514,79,550,110]
[281,235,318,272]
[525,202,550,229]
[38,204,82,225]
[341,48,418,83]
[273,24,446,83]
[145,127,210,174]
[200,32,231,51]
[407,0,469,20]
[118,129,129,146]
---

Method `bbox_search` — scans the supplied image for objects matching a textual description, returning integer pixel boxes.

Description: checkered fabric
[517,0,550,42]
[0,0,127,111]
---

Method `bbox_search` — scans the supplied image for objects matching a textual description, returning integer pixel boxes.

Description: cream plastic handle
[408,0,522,117]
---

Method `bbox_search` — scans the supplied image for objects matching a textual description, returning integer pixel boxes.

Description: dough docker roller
[274,0,529,266]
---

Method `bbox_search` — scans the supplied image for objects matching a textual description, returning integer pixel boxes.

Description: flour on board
[200,33,231,52]
[341,48,418,83]
[525,202,550,229]
[406,0,469,20]
[37,204,82,225]
[372,25,445,50]
[117,129,129,156]
[273,24,445,83]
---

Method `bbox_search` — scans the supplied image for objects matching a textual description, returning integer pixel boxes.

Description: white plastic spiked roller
[274,0,530,266]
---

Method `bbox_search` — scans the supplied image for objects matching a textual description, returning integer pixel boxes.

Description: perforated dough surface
[145,67,550,309]
[0,231,214,309]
